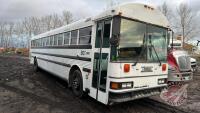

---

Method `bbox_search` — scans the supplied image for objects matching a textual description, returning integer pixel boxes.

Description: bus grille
[178,56,191,71]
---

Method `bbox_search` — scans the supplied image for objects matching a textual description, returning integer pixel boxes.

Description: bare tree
[158,2,173,21]
[176,3,198,46]
[22,17,34,48]
[62,10,73,25]
[51,13,63,29]
[30,17,41,35]
[0,22,6,47]
[0,10,73,48]
[6,22,14,47]
[106,0,119,9]
[15,22,26,48]
[42,15,53,31]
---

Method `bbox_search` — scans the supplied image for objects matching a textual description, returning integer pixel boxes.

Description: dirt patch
[0,55,199,113]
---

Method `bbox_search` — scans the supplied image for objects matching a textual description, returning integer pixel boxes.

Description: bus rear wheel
[33,58,39,72]
[71,70,84,98]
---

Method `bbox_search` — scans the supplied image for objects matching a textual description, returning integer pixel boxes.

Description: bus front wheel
[71,70,84,98]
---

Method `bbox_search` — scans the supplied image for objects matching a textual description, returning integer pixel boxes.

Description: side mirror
[110,34,120,46]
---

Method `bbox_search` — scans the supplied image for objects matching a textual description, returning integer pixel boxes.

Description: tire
[33,58,39,72]
[71,70,84,98]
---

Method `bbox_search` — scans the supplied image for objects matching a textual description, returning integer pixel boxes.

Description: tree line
[158,2,199,47]
[0,1,199,49]
[0,10,73,48]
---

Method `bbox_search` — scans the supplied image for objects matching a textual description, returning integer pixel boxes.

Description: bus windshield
[111,18,168,63]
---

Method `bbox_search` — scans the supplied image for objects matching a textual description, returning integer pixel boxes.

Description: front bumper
[168,71,193,82]
[109,86,166,103]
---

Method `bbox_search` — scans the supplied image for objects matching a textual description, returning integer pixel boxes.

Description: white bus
[30,3,170,105]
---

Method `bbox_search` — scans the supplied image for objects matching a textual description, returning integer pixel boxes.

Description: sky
[1,0,200,22]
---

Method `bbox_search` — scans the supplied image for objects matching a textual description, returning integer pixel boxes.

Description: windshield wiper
[149,44,162,66]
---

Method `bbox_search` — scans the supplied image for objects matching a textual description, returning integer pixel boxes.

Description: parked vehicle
[168,38,193,82]
[167,49,193,82]
[30,3,170,105]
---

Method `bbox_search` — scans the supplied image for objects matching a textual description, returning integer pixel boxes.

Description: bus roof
[32,3,169,40]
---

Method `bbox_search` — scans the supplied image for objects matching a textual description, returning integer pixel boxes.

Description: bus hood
[168,50,191,72]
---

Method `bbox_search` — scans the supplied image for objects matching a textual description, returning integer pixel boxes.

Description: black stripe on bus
[31,45,92,49]
[37,57,71,67]
[109,74,167,79]
[31,52,91,62]
[83,68,91,73]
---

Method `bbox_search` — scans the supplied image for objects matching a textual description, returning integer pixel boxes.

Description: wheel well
[68,65,81,87]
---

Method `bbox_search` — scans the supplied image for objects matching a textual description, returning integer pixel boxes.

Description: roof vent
[144,5,154,10]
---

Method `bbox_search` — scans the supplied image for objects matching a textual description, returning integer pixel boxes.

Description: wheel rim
[72,74,80,91]
[73,77,79,89]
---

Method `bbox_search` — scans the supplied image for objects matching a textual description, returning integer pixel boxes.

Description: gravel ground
[0,54,199,113]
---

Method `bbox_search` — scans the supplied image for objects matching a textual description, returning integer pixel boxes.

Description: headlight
[158,78,167,84]
[168,65,177,72]
[110,82,133,90]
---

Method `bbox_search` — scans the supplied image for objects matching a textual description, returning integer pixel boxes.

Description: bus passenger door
[91,19,111,104]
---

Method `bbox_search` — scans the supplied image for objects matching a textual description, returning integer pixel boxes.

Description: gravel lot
[0,55,199,113]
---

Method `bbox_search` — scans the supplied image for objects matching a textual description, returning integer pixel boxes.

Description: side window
[54,35,58,46]
[95,22,103,48]
[39,39,42,47]
[64,32,70,45]
[103,21,111,48]
[50,36,54,46]
[79,27,92,45]
[31,40,33,47]
[35,40,38,47]
[41,38,44,47]
[43,38,47,47]
[46,37,50,46]
[71,30,78,45]
[58,34,63,45]
[95,20,111,48]
[37,39,39,47]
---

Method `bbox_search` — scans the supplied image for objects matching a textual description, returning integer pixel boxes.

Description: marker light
[162,64,167,71]
[124,64,130,73]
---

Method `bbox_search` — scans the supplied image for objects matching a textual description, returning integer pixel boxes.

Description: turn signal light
[162,64,167,71]
[110,82,119,89]
[124,64,130,73]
